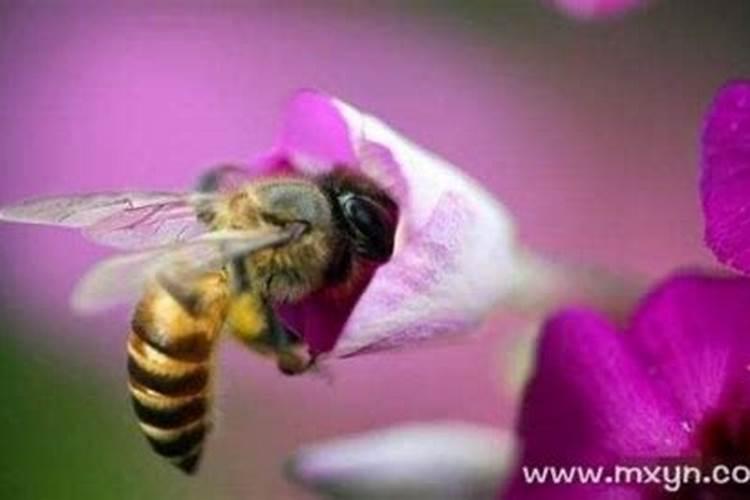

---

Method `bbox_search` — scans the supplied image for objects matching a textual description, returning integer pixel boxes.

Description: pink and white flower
[254,91,521,357]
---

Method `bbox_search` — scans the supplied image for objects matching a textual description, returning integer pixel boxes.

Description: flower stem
[502,247,647,324]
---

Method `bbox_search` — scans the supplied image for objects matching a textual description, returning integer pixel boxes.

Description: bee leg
[262,307,315,376]
[228,299,320,377]
[225,261,312,375]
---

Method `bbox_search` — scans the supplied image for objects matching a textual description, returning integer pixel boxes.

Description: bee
[0,165,399,474]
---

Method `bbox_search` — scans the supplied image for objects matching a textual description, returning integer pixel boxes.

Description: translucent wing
[82,197,210,249]
[0,191,219,250]
[71,224,304,314]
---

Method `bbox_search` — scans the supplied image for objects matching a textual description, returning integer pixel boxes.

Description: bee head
[323,170,399,263]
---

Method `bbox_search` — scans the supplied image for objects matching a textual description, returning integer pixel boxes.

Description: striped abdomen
[127,276,228,474]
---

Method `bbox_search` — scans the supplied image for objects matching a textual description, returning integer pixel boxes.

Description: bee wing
[71,225,303,314]
[0,191,218,250]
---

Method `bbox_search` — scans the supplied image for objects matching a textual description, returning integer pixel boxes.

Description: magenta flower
[507,274,750,498]
[544,0,649,20]
[702,80,750,274]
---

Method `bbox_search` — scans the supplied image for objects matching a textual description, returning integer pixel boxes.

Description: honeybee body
[0,166,398,474]
[127,177,342,472]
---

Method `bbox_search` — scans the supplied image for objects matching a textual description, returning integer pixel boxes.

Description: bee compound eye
[340,195,397,262]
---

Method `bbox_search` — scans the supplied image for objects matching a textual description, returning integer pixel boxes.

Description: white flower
[286,422,515,500]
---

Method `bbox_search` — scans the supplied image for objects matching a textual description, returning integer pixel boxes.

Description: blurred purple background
[1,1,748,498]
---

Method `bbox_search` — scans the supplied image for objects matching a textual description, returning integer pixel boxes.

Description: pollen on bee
[226,293,268,342]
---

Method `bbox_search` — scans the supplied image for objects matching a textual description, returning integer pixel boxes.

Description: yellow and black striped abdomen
[127,276,228,474]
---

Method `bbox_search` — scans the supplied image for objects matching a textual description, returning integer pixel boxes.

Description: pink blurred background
[1,1,748,498]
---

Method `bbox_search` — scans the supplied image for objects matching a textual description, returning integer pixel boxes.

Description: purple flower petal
[701,81,750,274]
[258,91,518,356]
[546,0,647,20]
[266,90,358,168]
[508,274,750,498]
[518,310,687,463]
[628,274,750,423]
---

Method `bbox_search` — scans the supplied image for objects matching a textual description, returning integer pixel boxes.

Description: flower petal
[701,80,750,274]
[546,0,647,20]
[286,422,514,500]
[508,274,750,498]
[515,309,687,465]
[264,91,520,356]
[506,310,686,497]
[627,274,750,425]
[272,89,358,167]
